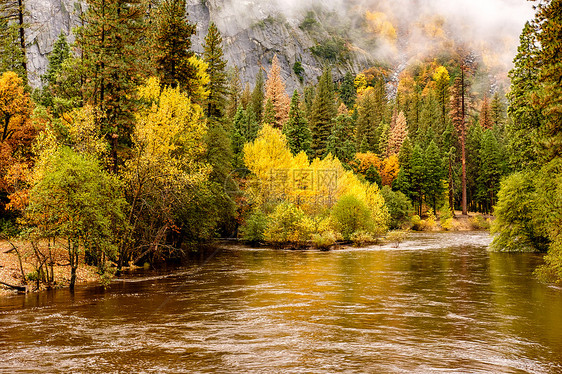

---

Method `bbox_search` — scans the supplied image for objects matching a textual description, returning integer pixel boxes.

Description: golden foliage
[381,155,400,186]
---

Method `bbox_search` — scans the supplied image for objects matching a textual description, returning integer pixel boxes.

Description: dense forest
[0,0,560,288]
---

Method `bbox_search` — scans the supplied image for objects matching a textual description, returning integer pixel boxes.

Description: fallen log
[0,281,28,293]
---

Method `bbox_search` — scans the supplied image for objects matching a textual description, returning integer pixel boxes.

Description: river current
[1,232,561,373]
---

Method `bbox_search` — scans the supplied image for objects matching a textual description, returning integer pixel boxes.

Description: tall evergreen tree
[409,144,425,216]
[77,0,147,171]
[203,22,228,119]
[0,21,26,80]
[326,113,356,163]
[355,89,382,153]
[424,140,444,213]
[44,32,70,87]
[250,69,265,123]
[534,0,562,159]
[310,67,336,158]
[450,73,468,215]
[283,91,311,157]
[506,21,543,170]
[478,130,503,212]
[479,95,493,129]
[338,71,357,109]
[152,0,197,92]
[226,66,242,119]
[388,111,408,156]
[264,55,290,128]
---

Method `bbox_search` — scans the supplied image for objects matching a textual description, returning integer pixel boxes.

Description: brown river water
[1,231,562,373]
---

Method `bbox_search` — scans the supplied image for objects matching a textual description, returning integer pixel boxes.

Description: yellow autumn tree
[264,55,290,128]
[381,155,400,186]
[121,77,210,263]
[243,125,390,242]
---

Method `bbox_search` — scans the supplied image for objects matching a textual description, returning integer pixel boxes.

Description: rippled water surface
[1,232,562,373]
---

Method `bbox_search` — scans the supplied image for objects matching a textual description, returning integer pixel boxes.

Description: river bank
[0,212,492,296]
[0,240,101,296]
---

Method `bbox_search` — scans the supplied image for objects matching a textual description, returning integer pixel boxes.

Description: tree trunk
[448,152,455,217]
[460,68,467,216]
[17,0,27,77]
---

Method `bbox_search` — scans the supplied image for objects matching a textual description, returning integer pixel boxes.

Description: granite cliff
[23,0,372,90]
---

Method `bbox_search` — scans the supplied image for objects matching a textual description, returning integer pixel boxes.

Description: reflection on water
[1,232,561,373]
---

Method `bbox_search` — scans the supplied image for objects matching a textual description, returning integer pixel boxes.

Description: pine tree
[77,0,147,171]
[355,89,381,153]
[263,98,276,126]
[310,67,336,158]
[326,113,356,163]
[283,91,311,157]
[44,32,70,87]
[424,140,444,213]
[450,73,468,215]
[506,21,542,170]
[0,21,26,80]
[0,0,27,81]
[479,95,493,129]
[226,66,242,119]
[393,136,413,199]
[338,71,357,109]
[388,111,408,156]
[37,32,71,108]
[409,144,425,216]
[378,122,390,157]
[264,55,290,128]
[152,0,197,92]
[250,69,265,123]
[203,22,228,119]
[490,91,505,129]
[478,130,503,212]
[534,0,562,159]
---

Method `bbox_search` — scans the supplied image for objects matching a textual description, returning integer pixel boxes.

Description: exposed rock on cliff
[23,0,371,90]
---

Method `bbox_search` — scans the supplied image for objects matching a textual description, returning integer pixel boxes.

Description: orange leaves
[354,151,400,186]
[264,55,290,128]
[380,155,400,186]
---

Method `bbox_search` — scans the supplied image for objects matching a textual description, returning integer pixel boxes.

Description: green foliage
[283,91,311,157]
[77,0,147,170]
[27,147,127,285]
[381,186,413,229]
[310,67,336,158]
[338,72,357,109]
[331,194,373,241]
[0,21,27,82]
[424,140,444,212]
[250,70,265,123]
[203,22,228,119]
[44,32,70,87]
[490,171,548,252]
[293,61,304,83]
[240,209,268,243]
[152,0,196,90]
[310,37,350,63]
[326,113,356,164]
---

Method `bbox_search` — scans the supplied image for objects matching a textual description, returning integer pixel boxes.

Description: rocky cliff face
[186,0,371,91]
[24,0,82,87]
[24,0,370,90]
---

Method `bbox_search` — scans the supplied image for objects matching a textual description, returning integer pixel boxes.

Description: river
[1,232,561,373]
